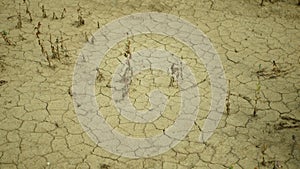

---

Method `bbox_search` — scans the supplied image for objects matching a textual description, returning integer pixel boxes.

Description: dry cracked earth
[0,0,300,169]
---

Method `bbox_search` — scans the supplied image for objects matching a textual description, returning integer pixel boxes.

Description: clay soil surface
[0,0,299,168]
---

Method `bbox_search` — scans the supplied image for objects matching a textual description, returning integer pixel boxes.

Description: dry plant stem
[45,51,52,67]
[272,60,280,73]
[171,63,182,85]
[169,76,175,87]
[36,31,40,38]
[120,38,133,97]
[56,43,60,60]
[170,64,177,78]
[1,32,15,46]
[261,156,266,166]
[38,39,50,67]
[38,40,45,54]
[261,143,267,154]
[169,64,180,87]
[84,32,89,42]
[28,12,33,22]
[121,69,131,98]
[59,34,70,57]
[124,39,132,59]
[209,0,214,9]
[96,68,104,81]
[48,36,63,61]
[25,5,33,22]
[291,135,296,158]
[60,36,64,49]
[41,5,47,18]
[260,0,264,6]
[51,44,55,57]
[253,76,261,117]
[26,6,29,14]
[34,22,41,38]
[61,8,66,19]
[90,33,95,44]
[76,5,85,27]
[77,15,85,26]
[68,86,72,96]
[179,61,183,79]
[120,64,131,98]
[16,12,22,28]
[226,80,231,114]
[52,12,58,19]
[125,38,133,81]
[49,34,52,45]
[37,22,41,30]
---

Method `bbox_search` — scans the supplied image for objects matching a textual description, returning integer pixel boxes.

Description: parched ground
[0,0,299,168]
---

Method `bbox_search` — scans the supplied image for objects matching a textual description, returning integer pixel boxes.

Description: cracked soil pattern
[0,0,299,169]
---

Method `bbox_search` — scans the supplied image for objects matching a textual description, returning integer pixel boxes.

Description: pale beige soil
[0,0,299,169]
